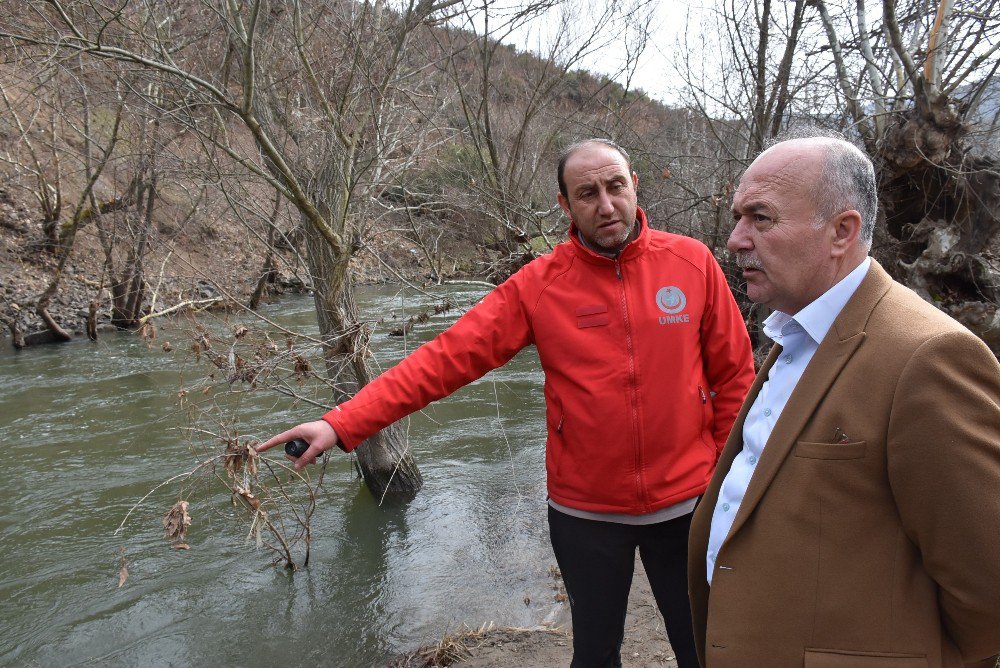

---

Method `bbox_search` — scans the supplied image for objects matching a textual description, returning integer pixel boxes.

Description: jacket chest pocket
[804,649,927,667]
[794,440,867,460]
[576,304,609,328]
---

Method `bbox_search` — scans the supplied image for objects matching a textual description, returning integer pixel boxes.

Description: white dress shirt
[706,258,871,584]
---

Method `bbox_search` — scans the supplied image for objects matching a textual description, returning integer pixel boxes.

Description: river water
[0,284,557,667]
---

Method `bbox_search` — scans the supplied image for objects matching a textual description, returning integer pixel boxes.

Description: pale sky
[584,0,695,104]
[501,0,699,104]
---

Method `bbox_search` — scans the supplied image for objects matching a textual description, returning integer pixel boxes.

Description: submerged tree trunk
[107,120,158,330]
[1,312,25,349]
[302,219,423,499]
[249,193,283,311]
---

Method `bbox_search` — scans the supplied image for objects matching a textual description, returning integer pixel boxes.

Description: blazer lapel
[722,261,893,542]
[692,344,782,555]
[712,345,781,498]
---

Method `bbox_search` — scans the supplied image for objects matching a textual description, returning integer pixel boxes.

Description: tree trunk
[110,176,155,329]
[248,250,276,311]
[1,312,25,349]
[249,196,282,311]
[302,219,423,499]
[87,300,98,341]
[878,85,1000,352]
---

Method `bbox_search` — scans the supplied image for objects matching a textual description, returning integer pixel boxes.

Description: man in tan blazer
[687,133,1000,667]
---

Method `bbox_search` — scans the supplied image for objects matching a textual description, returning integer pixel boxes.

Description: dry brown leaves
[292,353,311,381]
[117,547,129,588]
[224,439,258,479]
[191,331,211,361]
[163,500,192,549]
[387,623,512,667]
[226,352,258,384]
[232,484,261,511]
[138,322,156,342]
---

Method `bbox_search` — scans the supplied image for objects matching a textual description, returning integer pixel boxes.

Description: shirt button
[763,408,772,417]
[784,355,793,364]
[748,455,757,465]
[722,503,730,512]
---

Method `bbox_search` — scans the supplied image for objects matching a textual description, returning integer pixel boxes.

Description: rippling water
[0,285,556,667]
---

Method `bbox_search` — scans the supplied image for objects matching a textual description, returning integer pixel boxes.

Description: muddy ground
[392,560,680,668]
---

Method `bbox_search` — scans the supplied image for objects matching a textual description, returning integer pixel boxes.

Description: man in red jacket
[258,139,755,667]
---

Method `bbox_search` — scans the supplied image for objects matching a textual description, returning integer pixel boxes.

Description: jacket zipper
[616,257,648,512]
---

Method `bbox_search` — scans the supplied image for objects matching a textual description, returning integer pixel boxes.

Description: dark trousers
[548,506,698,668]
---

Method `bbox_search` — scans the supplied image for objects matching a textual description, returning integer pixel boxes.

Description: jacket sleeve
[887,330,1000,663]
[322,275,534,452]
[700,255,755,452]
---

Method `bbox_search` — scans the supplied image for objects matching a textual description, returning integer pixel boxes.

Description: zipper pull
[698,386,707,404]
[614,260,622,280]
[557,415,564,433]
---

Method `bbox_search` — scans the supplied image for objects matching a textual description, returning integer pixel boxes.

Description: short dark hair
[557,139,632,198]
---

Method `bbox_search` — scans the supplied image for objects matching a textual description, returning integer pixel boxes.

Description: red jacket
[324,208,755,514]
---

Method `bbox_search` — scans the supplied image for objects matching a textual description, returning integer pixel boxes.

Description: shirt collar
[763,257,871,346]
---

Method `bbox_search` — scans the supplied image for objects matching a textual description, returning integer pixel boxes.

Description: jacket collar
[569,206,651,265]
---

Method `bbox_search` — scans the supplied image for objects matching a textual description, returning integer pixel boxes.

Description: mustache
[735,252,764,271]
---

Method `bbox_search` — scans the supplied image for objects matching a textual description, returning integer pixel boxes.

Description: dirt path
[395,558,680,668]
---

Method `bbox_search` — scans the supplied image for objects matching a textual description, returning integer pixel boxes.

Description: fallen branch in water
[138,297,223,324]
[443,279,496,289]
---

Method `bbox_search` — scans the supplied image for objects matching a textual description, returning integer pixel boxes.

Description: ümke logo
[656,286,689,324]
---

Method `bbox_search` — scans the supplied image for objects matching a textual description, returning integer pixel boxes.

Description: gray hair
[766,128,878,248]
[557,139,632,199]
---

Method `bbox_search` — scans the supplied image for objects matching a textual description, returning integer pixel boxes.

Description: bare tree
[668,0,819,350]
[811,0,1000,350]
[0,85,64,250]
[410,0,654,283]
[0,55,131,343]
[0,0,467,495]
[670,0,1000,353]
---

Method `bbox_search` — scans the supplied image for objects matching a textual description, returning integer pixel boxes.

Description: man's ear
[830,209,862,257]
[632,171,639,191]
[558,192,572,220]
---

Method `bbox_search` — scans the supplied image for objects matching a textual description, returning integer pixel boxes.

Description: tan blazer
[688,261,1000,667]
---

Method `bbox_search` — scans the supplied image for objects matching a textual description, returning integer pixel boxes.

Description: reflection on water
[0,285,557,667]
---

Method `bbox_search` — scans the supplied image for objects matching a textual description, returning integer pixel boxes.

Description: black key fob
[284,438,310,458]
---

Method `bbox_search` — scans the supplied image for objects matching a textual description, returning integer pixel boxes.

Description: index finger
[256,427,300,453]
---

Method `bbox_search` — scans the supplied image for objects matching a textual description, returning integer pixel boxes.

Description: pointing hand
[255,420,339,470]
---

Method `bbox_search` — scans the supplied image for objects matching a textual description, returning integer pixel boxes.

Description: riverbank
[0,185,453,348]
[391,560,679,668]
[0,185,276,344]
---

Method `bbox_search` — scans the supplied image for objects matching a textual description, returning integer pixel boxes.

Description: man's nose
[727,218,751,253]
[596,190,615,215]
